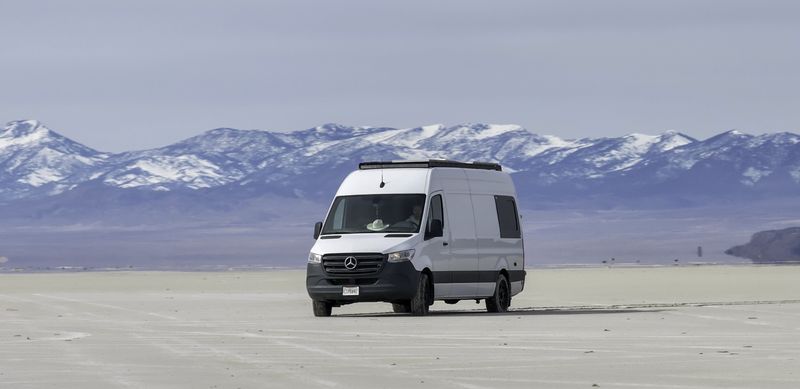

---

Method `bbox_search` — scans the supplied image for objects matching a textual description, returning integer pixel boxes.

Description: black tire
[444,299,459,305]
[392,302,411,313]
[312,300,332,317]
[409,273,431,316]
[485,274,511,313]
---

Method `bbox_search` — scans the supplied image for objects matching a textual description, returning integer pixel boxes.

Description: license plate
[342,286,359,296]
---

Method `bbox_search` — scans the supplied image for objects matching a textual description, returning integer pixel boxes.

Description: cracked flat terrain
[1,266,799,388]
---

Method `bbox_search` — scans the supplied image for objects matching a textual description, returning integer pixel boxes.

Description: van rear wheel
[312,300,332,317]
[409,273,431,316]
[486,274,510,313]
[392,302,411,313]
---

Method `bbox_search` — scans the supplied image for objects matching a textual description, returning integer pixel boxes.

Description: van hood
[310,234,418,255]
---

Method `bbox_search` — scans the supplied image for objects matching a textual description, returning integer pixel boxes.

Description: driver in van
[405,205,423,229]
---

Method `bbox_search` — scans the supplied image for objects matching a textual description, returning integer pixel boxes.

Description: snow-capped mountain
[648,130,800,188]
[0,120,109,199]
[1,120,799,206]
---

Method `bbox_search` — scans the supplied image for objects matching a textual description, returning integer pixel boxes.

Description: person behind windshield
[405,205,422,229]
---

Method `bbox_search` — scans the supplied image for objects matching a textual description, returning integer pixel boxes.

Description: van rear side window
[494,196,520,239]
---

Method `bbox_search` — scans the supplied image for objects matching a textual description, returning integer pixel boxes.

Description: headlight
[387,249,415,263]
[308,252,322,264]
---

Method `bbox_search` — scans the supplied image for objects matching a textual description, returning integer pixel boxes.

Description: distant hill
[726,227,800,263]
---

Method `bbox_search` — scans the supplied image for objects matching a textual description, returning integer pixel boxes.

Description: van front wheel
[486,274,510,313]
[312,300,332,317]
[409,273,431,316]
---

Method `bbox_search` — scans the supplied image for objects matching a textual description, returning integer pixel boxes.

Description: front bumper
[306,260,419,303]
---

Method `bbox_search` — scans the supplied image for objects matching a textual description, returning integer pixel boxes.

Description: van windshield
[322,194,427,234]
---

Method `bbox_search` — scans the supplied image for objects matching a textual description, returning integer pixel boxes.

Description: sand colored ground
[1,265,799,388]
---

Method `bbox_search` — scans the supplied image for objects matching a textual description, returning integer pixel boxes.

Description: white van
[306,160,525,316]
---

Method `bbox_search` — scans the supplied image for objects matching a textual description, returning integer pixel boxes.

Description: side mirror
[313,221,323,239]
[425,219,443,240]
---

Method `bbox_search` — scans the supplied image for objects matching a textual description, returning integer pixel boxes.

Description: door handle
[443,241,449,246]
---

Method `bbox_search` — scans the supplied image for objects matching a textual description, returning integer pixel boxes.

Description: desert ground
[1,266,799,388]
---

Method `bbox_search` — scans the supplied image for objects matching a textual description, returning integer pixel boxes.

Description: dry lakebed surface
[1,265,799,388]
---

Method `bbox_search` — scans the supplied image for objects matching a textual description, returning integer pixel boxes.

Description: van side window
[494,195,520,239]
[425,194,444,239]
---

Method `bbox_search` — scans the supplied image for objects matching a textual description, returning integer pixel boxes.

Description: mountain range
[2,119,799,268]
[2,119,799,208]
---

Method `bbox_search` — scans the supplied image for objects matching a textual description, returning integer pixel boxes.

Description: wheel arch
[498,268,510,281]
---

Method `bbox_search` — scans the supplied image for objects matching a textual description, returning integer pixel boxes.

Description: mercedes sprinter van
[306,160,525,316]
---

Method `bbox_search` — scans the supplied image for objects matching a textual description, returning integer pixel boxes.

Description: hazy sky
[1,0,799,151]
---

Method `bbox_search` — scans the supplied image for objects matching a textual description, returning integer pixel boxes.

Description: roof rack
[358,159,502,171]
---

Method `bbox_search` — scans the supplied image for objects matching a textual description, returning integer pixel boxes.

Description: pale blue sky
[1,0,799,151]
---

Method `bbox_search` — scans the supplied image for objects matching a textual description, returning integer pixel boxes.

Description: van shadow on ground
[334,306,668,318]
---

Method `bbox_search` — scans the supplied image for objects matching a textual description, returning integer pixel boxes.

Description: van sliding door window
[494,196,520,239]
[426,194,444,238]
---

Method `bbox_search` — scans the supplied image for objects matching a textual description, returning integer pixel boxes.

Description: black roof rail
[358,159,502,171]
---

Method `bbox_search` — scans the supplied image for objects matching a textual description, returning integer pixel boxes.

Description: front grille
[322,253,386,275]
[328,278,379,286]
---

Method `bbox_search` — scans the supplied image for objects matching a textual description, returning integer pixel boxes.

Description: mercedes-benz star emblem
[344,256,358,270]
